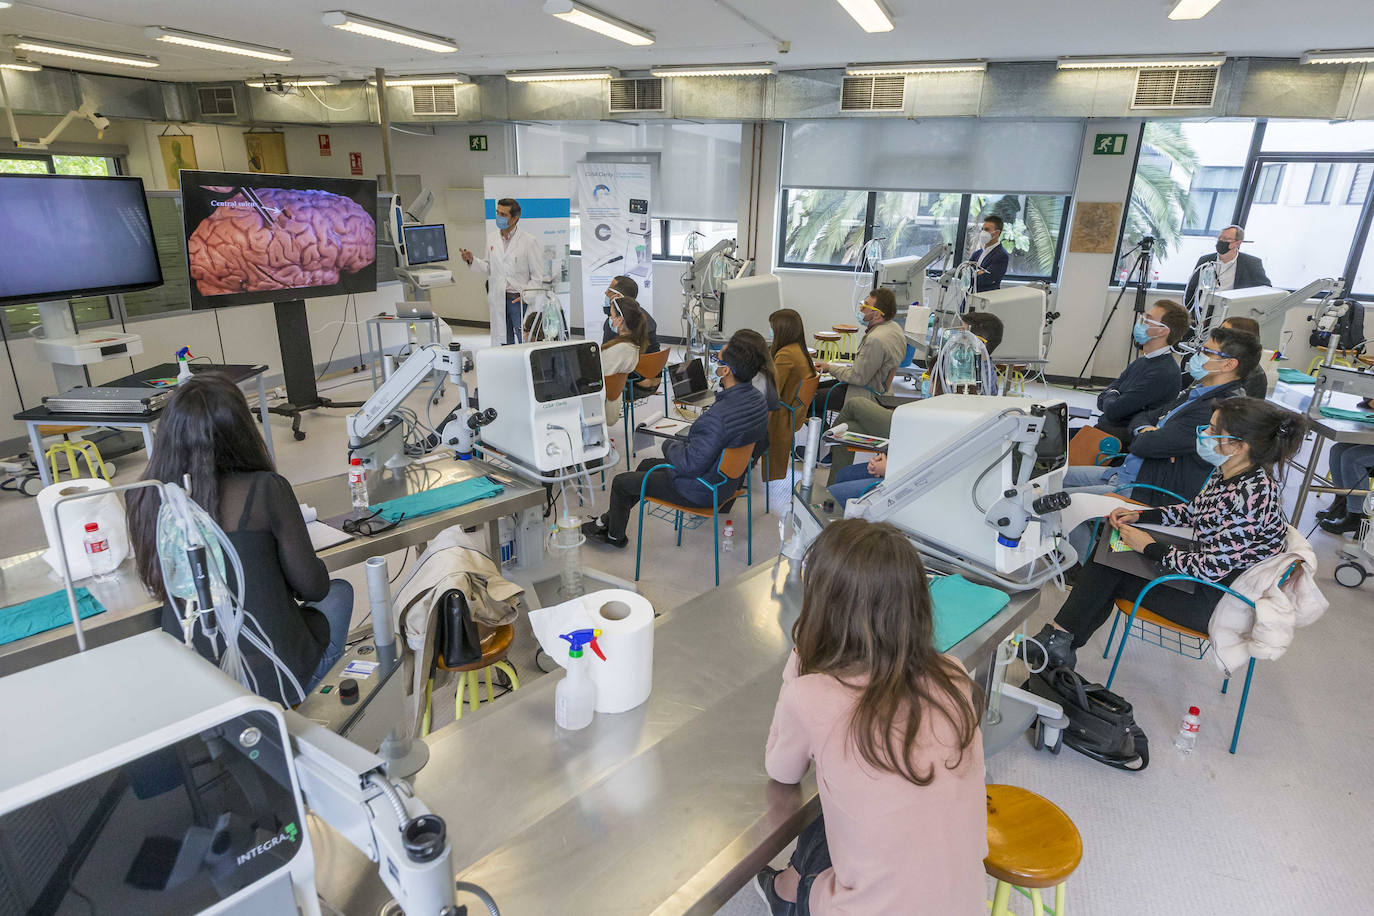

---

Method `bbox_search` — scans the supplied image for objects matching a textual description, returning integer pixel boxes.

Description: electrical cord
[316,295,355,380]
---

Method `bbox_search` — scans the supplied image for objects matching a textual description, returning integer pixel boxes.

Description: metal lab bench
[1270,379,1374,521]
[0,458,542,677]
[312,554,1042,916]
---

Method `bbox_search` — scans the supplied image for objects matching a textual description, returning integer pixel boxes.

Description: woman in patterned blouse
[1027,398,1307,671]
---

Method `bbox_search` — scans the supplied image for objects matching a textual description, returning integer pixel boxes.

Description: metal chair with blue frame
[620,349,673,471]
[633,442,754,588]
[1101,563,1297,755]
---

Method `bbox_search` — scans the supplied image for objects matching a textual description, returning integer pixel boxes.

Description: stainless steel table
[1270,381,1374,521]
[0,459,541,677]
[313,555,1041,916]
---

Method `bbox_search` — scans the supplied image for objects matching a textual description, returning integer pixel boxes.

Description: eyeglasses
[1198,346,1234,361]
[1140,316,1168,328]
[342,509,404,537]
[1196,424,1239,442]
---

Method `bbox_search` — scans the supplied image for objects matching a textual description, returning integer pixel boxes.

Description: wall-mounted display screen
[0,174,163,307]
[181,170,378,309]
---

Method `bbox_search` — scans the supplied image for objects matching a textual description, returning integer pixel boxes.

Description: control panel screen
[530,342,604,403]
[402,223,449,266]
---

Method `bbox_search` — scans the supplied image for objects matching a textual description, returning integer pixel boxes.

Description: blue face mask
[603,293,616,315]
[1132,319,1152,346]
[1196,425,1237,467]
[1187,352,1211,380]
[495,215,510,230]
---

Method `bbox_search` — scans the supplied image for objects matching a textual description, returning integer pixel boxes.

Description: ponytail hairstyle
[1211,398,1308,479]
[794,519,982,786]
[603,296,649,352]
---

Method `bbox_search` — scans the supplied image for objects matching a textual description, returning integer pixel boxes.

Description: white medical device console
[0,631,460,915]
[965,285,1048,360]
[476,341,611,473]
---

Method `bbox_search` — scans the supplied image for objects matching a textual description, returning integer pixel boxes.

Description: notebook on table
[1092,524,1199,593]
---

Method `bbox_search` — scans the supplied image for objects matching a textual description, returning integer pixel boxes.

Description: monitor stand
[269,299,363,441]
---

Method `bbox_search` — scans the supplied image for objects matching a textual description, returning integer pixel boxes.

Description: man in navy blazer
[1183,224,1271,322]
[969,214,1010,292]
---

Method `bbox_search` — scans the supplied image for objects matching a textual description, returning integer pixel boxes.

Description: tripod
[1073,236,1154,389]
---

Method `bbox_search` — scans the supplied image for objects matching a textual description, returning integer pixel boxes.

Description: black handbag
[1024,667,1149,771]
[437,589,481,668]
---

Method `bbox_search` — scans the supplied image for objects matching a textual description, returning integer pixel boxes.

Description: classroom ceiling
[0,0,1368,83]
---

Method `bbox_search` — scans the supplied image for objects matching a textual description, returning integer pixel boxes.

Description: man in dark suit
[1183,224,1271,324]
[969,214,1010,292]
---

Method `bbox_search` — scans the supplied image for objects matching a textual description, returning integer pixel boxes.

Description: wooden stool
[985,784,1082,916]
[38,426,111,483]
[421,623,520,735]
[831,323,860,359]
[813,331,842,362]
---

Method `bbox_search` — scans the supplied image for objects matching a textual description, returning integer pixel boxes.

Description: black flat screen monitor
[181,170,378,309]
[0,174,163,306]
[402,223,448,266]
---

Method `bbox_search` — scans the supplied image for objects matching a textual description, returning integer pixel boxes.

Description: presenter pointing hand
[458,247,474,265]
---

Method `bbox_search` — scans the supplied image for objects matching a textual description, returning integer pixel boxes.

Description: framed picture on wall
[158,134,198,189]
[244,131,289,174]
[1068,202,1123,255]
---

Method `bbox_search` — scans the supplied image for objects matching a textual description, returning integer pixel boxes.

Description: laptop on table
[669,358,714,407]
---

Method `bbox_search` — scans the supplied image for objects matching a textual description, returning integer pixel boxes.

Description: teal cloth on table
[1320,406,1374,424]
[0,587,105,647]
[372,476,505,523]
[929,574,1011,653]
[1277,368,1317,385]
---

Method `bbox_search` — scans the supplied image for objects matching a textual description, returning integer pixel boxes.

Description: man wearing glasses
[1094,299,1191,445]
[1183,224,1271,323]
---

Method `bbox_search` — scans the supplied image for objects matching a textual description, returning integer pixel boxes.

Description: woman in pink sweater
[759,519,988,915]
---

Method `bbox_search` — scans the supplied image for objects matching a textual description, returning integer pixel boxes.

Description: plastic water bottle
[722,520,735,552]
[82,522,117,580]
[1174,705,1201,753]
[348,458,369,511]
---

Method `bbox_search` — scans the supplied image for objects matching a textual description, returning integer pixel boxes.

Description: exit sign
[1093,133,1128,155]
[469,134,488,152]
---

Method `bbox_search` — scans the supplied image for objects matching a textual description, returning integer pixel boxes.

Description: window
[1348,164,1372,206]
[1182,166,1243,235]
[662,219,737,261]
[1306,163,1335,205]
[780,188,1071,280]
[1254,163,1285,205]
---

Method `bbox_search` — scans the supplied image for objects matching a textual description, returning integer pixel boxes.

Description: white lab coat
[468,226,545,346]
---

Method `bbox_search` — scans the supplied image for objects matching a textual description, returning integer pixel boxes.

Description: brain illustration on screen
[187,187,375,296]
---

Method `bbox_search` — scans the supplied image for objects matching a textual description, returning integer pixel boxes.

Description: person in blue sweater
[584,332,770,548]
[1095,299,1190,444]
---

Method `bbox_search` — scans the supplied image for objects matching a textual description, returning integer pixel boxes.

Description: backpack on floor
[1024,667,1149,771]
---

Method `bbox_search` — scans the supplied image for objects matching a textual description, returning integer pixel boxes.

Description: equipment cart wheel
[20,474,43,496]
[294,430,307,441]
[1334,562,1367,588]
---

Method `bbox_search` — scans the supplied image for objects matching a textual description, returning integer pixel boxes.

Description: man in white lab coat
[459,198,546,346]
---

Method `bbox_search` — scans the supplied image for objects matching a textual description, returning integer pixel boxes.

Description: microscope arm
[346,344,470,446]
[285,712,459,914]
[1250,277,1345,323]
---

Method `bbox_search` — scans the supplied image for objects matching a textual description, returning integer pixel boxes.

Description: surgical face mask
[1195,425,1238,467]
[1132,319,1152,346]
[496,215,511,231]
[1186,351,1212,380]
[972,229,992,249]
[1215,238,1232,255]
[603,292,617,315]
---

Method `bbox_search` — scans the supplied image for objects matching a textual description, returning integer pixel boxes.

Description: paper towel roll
[529,588,654,714]
[37,479,130,580]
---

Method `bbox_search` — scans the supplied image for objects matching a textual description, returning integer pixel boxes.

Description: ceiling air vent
[196,86,237,117]
[609,78,663,113]
[1132,67,1218,109]
[411,84,458,115]
[841,75,905,111]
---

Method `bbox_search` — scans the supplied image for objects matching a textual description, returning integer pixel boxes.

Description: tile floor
[5,340,1371,914]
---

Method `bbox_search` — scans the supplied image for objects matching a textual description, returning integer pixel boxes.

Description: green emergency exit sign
[1093,133,1128,155]
[469,134,488,152]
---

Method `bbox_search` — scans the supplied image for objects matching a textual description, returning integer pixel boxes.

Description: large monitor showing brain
[181,170,378,309]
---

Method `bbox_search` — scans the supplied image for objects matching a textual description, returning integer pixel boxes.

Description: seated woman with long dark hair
[127,373,354,705]
[1027,398,1306,671]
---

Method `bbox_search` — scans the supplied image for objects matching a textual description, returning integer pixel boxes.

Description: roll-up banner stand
[482,175,571,342]
[576,162,654,335]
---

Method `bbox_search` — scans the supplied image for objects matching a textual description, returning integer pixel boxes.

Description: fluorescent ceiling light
[9,37,160,69]
[834,0,893,33]
[1057,54,1225,69]
[1168,0,1222,19]
[321,11,458,53]
[0,51,39,72]
[247,76,341,88]
[650,63,776,77]
[1301,48,1374,64]
[846,60,985,75]
[505,68,618,82]
[145,27,291,62]
[369,74,470,86]
[542,1,654,47]
[0,3,12,9]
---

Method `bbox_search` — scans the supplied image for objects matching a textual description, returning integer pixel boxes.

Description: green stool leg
[990,881,1011,916]
[483,667,494,702]
[454,672,466,720]
[468,671,482,711]
[494,660,521,690]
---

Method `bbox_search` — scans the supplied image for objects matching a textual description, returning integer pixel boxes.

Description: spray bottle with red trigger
[555,628,605,730]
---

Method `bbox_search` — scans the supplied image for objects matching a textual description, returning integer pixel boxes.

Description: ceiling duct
[609,77,663,112]
[840,75,904,111]
[196,85,238,117]
[1132,67,1218,108]
[410,84,458,115]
